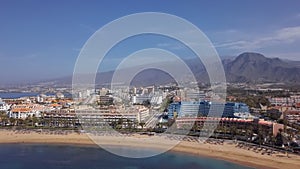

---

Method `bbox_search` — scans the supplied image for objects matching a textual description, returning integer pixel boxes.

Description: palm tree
[273,129,286,156]
[133,120,138,130]
[116,118,124,130]
[71,118,76,128]
[62,118,69,128]
[191,123,198,134]
[32,116,40,127]
[9,117,16,126]
[246,125,254,141]
[0,111,9,126]
[25,116,33,127]
[110,121,117,129]
[256,125,266,146]
[126,119,133,131]
[139,121,145,129]
[16,118,24,127]
[230,126,237,139]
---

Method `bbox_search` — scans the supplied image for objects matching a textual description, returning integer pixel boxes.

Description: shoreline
[0,130,299,169]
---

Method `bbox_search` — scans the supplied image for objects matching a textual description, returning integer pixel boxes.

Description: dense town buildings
[0,84,299,149]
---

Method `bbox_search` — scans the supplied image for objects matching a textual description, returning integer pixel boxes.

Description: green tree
[230,126,237,139]
[275,128,284,147]
[0,111,9,126]
[139,121,145,129]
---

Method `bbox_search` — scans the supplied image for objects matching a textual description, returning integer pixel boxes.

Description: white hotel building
[0,98,10,112]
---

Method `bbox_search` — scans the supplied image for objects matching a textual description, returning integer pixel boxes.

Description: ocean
[0,144,254,169]
[0,92,39,99]
[0,92,72,99]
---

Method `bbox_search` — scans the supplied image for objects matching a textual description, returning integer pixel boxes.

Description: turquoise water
[0,144,254,169]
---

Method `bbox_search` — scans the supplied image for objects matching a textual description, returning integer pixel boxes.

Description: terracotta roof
[285,110,300,115]
[50,103,61,107]
[11,108,32,112]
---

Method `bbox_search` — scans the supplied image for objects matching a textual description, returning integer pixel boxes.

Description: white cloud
[215,26,300,51]
[156,42,186,50]
[213,40,248,48]
[275,26,300,42]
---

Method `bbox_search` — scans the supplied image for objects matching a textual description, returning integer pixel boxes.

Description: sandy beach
[0,129,299,169]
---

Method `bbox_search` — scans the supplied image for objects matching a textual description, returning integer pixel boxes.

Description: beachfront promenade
[0,129,299,169]
[1,128,298,156]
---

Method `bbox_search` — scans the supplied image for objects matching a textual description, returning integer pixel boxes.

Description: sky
[0,0,300,84]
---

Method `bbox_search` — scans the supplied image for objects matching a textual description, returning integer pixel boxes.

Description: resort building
[136,106,150,123]
[131,95,151,104]
[99,95,114,105]
[179,101,201,117]
[269,95,300,106]
[185,90,206,101]
[9,104,45,119]
[284,110,300,125]
[75,109,138,127]
[150,95,163,105]
[168,101,250,119]
[43,109,78,127]
[176,117,283,136]
[168,102,181,119]
[223,102,250,118]
[0,99,10,112]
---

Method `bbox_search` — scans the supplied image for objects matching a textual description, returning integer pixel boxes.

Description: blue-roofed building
[168,100,250,119]
[234,102,250,113]
[232,102,251,118]
[207,102,226,117]
[168,102,181,119]
[199,101,211,116]
[216,102,250,118]
[179,101,201,117]
[223,102,235,117]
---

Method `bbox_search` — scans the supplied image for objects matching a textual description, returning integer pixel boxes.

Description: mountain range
[225,52,300,83]
[41,52,300,86]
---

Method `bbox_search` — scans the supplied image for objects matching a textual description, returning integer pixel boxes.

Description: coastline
[0,130,299,169]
